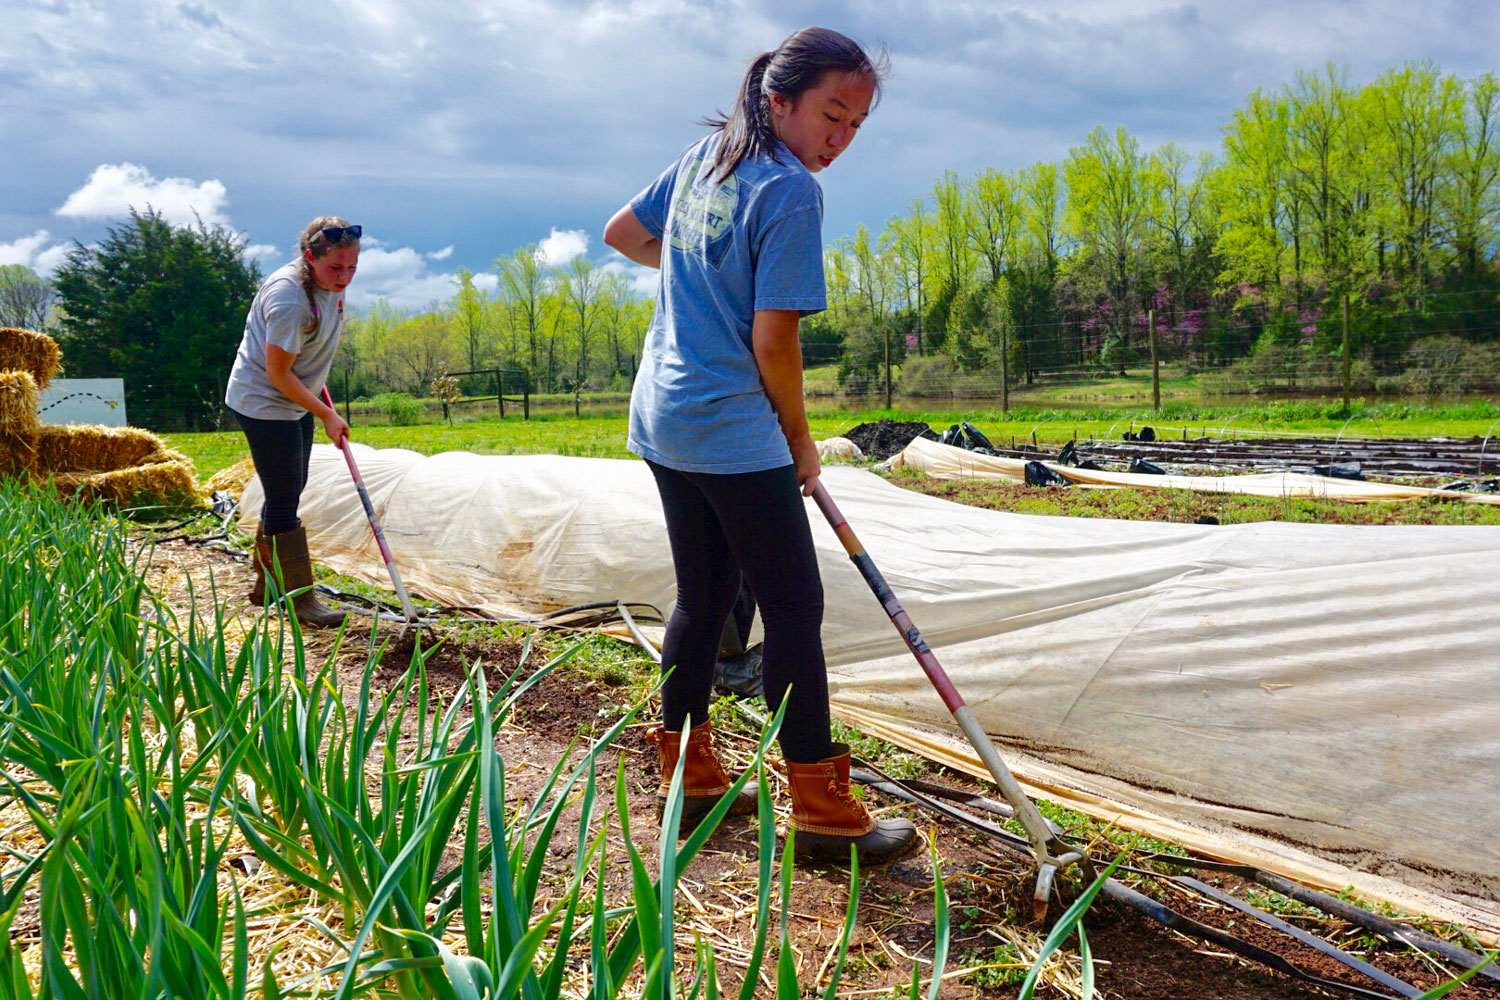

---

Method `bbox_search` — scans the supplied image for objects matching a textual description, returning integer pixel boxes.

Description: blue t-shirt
[627,132,827,473]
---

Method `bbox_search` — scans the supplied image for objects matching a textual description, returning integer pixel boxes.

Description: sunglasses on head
[319,224,362,243]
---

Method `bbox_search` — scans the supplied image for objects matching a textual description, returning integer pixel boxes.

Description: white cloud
[243,243,281,271]
[600,254,659,299]
[427,245,454,260]
[472,272,499,292]
[344,245,484,311]
[0,229,74,277]
[55,163,230,227]
[537,227,589,266]
[0,230,54,267]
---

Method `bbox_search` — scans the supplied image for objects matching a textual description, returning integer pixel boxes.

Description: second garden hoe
[811,481,1093,917]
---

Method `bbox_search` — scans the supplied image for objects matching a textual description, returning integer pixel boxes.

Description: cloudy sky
[2,0,1496,311]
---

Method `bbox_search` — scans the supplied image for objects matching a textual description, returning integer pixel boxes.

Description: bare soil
[145,535,1497,999]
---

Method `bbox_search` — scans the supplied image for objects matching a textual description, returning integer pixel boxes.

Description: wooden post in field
[1000,316,1010,413]
[1149,309,1160,413]
[884,325,892,410]
[1342,293,1352,411]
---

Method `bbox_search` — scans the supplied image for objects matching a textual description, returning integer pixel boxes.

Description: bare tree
[0,264,54,331]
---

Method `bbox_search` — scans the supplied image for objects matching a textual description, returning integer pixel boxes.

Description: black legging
[231,408,315,535]
[648,460,834,764]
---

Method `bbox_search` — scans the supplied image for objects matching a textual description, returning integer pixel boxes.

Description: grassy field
[167,396,1500,479]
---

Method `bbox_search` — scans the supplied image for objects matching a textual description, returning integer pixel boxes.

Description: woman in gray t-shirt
[224,216,359,627]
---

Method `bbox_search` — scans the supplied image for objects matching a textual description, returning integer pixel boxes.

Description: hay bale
[0,429,38,480]
[76,461,198,508]
[0,370,40,435]
[138,446,191,467]
[204,456,256,501]
[35,423,163,473]
[45,470,89,497]
[0,328,60,390]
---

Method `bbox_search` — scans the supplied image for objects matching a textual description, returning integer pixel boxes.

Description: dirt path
[142,534,1496,999]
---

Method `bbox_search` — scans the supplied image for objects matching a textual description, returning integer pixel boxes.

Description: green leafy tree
[52,208,260,431]
[451,267,492,370]
[495,244,548,387]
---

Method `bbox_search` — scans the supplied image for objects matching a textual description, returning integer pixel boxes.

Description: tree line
[333,251,652,406]
[819,60,1500,395]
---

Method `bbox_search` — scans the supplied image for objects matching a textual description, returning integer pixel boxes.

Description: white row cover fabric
[892,435,1500,505]
[242,444,1500,939]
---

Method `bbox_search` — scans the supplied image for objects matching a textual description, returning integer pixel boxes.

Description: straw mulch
[0,328,60,391]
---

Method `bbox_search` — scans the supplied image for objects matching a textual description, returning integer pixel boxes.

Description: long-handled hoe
[320,386,423,628]
[811,481,1093,918]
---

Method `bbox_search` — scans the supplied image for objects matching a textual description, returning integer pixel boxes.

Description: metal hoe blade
[812,482,1093,917]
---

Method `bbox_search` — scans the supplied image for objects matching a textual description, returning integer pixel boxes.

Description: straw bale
[45,469,89,496]
[35,423,163,473]
[76,460,198,507]
[0,370,40,434]
[0,428,38,480]
[204,455,256,501]
[0,327,60,390]
[138,446,191,467]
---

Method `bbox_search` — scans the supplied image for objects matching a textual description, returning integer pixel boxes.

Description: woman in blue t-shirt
[604,27,915,866]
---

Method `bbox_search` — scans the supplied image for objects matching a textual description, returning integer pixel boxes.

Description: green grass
[168,398,1500,479]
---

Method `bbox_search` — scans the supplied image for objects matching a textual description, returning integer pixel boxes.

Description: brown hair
[295,216,359,333]
[705,27,887,181]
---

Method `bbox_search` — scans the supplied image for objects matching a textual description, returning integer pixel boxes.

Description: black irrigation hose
[851,765,1460,1000]
[859,768,1498,983]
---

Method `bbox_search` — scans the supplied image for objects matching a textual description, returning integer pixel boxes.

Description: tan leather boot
[260,525,346,628]
[248,526,269,605]
[785,742,918,866]
[647,720,756,832]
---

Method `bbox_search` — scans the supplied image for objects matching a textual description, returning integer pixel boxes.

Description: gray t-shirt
[224,261,344,419]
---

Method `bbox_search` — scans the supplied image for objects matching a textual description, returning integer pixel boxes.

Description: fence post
[1000,317,1009,414]
[884,326,892,410]
[1341,293,1352,411]
[1149,309,1160,413]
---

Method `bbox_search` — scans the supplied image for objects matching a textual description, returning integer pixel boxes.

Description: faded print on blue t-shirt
[627,133,827,474]
[666,155,739,271]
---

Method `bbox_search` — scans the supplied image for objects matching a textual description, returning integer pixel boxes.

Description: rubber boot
[785,742,918,866]
[248,525,268,605]
[646,721,756,833]
[259,525,346,628]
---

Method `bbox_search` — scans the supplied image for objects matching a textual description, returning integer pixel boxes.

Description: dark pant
[648,460,834,764]
[231,408,315,535]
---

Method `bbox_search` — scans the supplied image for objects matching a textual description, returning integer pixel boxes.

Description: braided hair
[294,216,359,334]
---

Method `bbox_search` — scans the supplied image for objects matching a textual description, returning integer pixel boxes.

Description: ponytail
[703,27,886,182]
